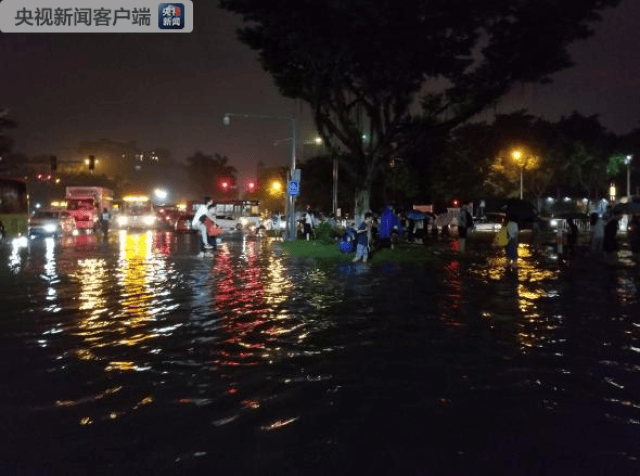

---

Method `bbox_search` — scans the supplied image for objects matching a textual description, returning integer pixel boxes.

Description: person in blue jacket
[377,204,402,249]
[353,212,373,262]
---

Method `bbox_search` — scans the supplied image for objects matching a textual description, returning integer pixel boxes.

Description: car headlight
[143,215,156,225]
[117,216,128,225]
[550,219,558,227]
[43,224,58,233]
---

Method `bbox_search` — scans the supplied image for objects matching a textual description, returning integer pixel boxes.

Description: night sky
[1,0,639,185]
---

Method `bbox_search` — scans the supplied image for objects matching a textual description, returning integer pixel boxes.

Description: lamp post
[625,155,633,198]
[223,113,297,240]
[512,150,523,199]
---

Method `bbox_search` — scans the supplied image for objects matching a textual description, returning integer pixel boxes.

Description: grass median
[278,239,447,264]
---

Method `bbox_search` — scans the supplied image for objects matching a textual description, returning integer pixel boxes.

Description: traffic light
[88,155,95,171]
[221,181,229,190]
[247,181,256,192]
[50,155,57,172]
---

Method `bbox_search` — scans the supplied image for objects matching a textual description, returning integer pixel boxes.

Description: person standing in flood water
[603,211,621,262]
[353,212,373,263]
[590,212,606,255]
[505,214,519,269]
[457,205,473,254]
[566,219,578,257]
[100,207,110,240]
[628,215,640,260]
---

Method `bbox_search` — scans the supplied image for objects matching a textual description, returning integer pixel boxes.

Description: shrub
[314,221,342,245]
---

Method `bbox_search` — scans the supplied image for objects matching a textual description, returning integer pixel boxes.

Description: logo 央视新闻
[159,3,184,29]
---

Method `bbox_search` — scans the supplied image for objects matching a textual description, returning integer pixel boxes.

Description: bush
[314,221,342,245]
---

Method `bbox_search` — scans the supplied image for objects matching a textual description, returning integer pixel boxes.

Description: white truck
[65,186,113,231]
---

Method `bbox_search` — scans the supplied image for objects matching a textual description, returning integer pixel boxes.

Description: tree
[219,0,620,223]
[556,112,614,201]
[185,152,237,200]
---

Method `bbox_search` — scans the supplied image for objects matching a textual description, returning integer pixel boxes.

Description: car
[263,214,287,231]
[238,215,263,232]
[28,210,77,238]
[472,212,506,232]
[174,214,196,233]
[214,215,243,233]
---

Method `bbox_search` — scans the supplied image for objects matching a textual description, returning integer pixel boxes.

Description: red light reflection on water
[213,240,270,367]
[152,231,173,256]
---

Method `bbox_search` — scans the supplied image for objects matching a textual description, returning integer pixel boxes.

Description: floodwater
[0,231,638,475]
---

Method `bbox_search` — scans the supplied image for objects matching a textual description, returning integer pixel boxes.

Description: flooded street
[0,231,639,475]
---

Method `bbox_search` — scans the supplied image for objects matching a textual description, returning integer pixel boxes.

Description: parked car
[28,210,77,238]
[473,212,506,232]
[174,214,196,233]
[213,215,243,233]
[263,214,287,231]
[239,215,263,232]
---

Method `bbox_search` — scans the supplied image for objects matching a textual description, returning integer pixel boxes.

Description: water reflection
[2,233,639,472]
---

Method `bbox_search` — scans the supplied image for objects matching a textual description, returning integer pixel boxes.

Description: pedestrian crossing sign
[289,180,300,196]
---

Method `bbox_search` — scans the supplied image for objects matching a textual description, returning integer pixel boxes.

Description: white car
[28,210,77,238]
[238,215,263,232]
[472,212,506,232]
[264,214,287,231]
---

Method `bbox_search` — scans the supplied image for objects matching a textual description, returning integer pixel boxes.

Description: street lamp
[625,155,633,198]
[154,188,168,204]
[223,112,297,240]
[512,150,523,199]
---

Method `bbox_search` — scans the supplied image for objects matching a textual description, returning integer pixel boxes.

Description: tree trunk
[353,187,371,227]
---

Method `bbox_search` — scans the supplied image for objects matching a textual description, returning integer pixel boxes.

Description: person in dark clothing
[628,215,640,258]
[603,212,620,261]
[566,219,578,257]
[100,208,110,240]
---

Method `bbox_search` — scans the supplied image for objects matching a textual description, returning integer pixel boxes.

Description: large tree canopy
[219,0,620,217]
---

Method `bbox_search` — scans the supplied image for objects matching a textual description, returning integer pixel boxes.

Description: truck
[65,186,113,231]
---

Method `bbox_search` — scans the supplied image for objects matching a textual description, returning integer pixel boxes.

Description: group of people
[590,210,640,261]
[500,208,640,269]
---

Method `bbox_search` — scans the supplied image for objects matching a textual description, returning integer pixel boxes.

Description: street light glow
[512,149,523,199]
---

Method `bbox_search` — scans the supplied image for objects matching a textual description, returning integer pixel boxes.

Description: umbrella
[557,212,589,220]
[613,201,640,214]
[406,210,426,220]
[499,198,538,229]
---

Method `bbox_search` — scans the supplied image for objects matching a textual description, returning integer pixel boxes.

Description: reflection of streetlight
[512,150,523,200]
[625,155,633,197]
[223,112,297,240]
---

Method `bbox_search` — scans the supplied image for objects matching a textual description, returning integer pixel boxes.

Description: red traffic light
[247,181,256,191]
[221,181,229,189]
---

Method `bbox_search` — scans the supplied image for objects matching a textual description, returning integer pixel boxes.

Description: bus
[115,194,158,230]
[187,199,263,234]
[0,177,29,243]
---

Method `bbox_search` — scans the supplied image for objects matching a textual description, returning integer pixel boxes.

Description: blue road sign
[288,180,300,196]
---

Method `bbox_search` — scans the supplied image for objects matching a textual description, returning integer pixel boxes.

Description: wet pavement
[0,231,638,475]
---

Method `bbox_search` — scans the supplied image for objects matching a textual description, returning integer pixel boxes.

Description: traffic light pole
[222,112,297,240]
